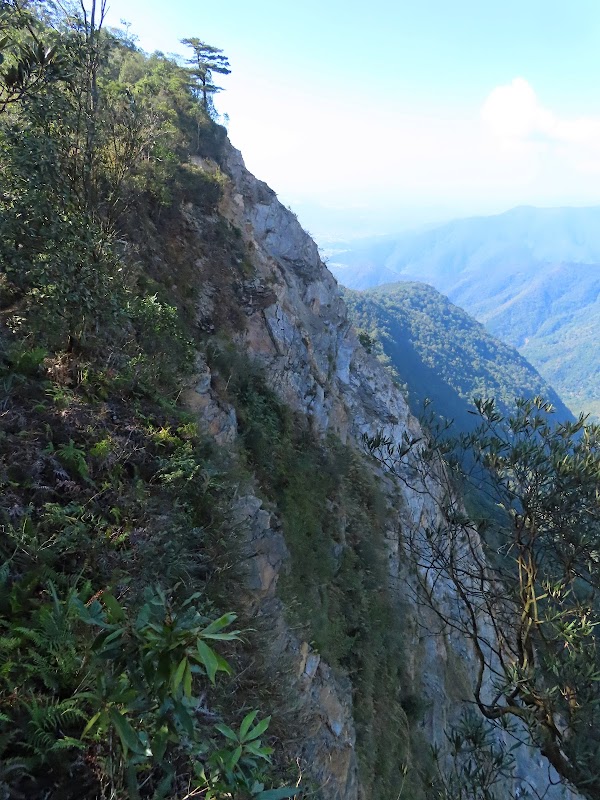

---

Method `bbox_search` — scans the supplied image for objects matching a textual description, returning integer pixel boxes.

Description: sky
[103,0,600,239]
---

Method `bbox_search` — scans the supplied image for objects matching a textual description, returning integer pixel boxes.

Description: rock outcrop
[180,141,576,800]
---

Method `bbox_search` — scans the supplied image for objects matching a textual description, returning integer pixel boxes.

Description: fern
[0,756,34,786]
[22,697,87,761]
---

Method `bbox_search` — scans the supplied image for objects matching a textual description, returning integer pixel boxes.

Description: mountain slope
[329,206,600,416]
[343,281,572,433]
[0,9,584,798]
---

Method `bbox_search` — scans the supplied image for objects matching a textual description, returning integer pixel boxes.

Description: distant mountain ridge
[343,282,572,434]
[330,205,600,417]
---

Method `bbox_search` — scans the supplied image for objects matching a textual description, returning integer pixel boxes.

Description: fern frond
[14,626,44,646]
[49,736,86,751]
[21,696,83,761]
[0,756,34,782]
[57,705,87,725]
[26,727,55,754]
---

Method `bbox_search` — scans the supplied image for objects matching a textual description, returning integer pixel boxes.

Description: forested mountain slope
[329,206,600,416]
[343,281,572,433]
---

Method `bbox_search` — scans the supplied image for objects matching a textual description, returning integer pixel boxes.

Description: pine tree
[180,37,230,113]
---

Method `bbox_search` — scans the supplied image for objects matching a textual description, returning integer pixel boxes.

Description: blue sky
[104,1,600,238]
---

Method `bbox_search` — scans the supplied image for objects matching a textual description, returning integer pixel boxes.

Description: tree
[365,397,600,799]
[0,0,65,113]
[0,2,194,349]
[180,36,230,113]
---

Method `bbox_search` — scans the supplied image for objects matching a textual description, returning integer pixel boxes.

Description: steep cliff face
[176,140,575,800]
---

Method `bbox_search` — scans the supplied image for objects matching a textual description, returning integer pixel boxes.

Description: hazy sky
[103,1,600,237]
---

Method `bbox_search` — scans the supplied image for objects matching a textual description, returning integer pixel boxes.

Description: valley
[328,205,600,417]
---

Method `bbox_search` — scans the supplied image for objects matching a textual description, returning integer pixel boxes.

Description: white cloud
[482,77,600,159]
[482,78,546,140]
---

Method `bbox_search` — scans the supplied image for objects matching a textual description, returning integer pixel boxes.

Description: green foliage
[207,710,296,799]
[0,120,194,390]
[0,1,67,112]
[125,294,195,389]
[45,439,90,480]
[430,713,522,800]
[367,396,600,800]
[0,346,298,798]
[356,328,375,352]
[0,1,212,369]
[0,124,121,341]
[0,568,293,798]
[1,341,47,376]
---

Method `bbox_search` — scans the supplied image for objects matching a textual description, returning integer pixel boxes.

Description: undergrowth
[0,330,300,799]
[0,12,298,789]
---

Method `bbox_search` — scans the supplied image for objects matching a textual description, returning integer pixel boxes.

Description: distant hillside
[330,206,600,417]
[343,281,572,432]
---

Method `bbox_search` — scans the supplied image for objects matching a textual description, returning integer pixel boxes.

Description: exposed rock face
[219,145,418,447]
[182,142,577,799]
[181,353,237,445]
